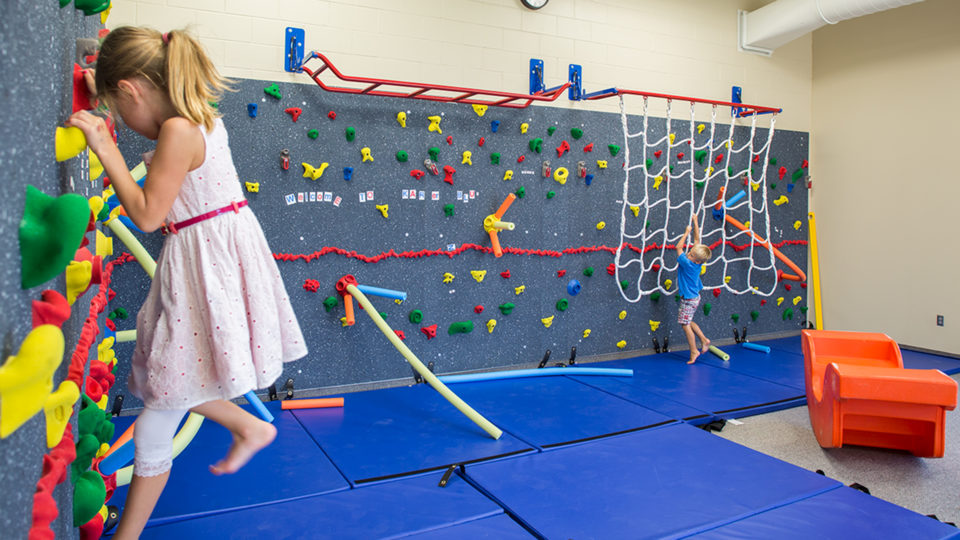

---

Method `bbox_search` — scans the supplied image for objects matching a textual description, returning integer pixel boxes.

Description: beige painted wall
[811,0,959,352]
[106,0,810,131]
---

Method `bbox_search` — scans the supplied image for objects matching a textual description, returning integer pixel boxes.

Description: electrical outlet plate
[936,315,944,326]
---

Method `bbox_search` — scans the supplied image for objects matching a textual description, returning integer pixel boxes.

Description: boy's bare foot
[210,420,276,475]
[700,339,711,355]
[687,353,698,365]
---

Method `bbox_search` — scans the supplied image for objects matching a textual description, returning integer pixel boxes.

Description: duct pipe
[739,0,926,55]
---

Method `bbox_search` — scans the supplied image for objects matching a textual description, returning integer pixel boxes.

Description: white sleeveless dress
[129,118,307,410]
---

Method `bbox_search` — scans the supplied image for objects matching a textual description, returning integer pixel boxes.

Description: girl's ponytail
[164,30,233,132]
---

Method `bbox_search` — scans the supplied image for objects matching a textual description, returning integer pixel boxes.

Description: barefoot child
[67,27,307,538]
[675,214,712,364]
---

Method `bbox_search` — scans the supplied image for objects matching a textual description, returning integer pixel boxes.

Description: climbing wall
[0,3,110,540]
[108,78,809,407]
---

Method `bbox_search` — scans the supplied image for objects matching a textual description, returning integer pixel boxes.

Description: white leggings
[133,407,188,477]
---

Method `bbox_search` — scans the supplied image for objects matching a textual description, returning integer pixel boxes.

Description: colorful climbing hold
[284,107,302,122]
[443,204,455,217]
[491,120,500,133]
[649,320,661,332]
[583,267,594,277]
[307,129,319,139]
[448,321,474,335]
[499,303,515,315]
[409,309,423,323]
[486,319,497,333]
[396,150,409,163]
[264,83,281,99]
[442,272,455,284]
[566,280,581,296]
[323,296,338,312]
[520,122,529,134]
[327,110,336,120]
[427,115,442,134]
[361,147,374,162]
[472,104,487,117]
[616,340,627,349]
[596,160,608,169]
[470,270,486,283]
[556,140,570,157]
[345,126,356,142]
[547,126,557,135]
[608,144,620,156]
[375,204,389,218]
[731,313,740,322]
[491,152,501,165]
[703,303,712,316]
[503,170,514,181]
[344,167,354,181]
[750,310,760,321]
[546,190,556,199]
[247,103,258,117]
[244,182,259,193]
[514,285,525,295]
[462,151,472,165]
[541,315,555,328]
[553,167,569,185]
[428,147,440,161]
[422,324,438,339]
[529,138,543,153]
[396,111,406,128]
[618,310,627,321]
[515,186,525,198]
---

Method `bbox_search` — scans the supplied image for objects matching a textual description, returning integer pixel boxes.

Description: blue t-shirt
[677,253,703,299]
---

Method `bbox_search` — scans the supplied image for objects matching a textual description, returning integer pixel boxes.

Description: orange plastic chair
[801,329,957,457]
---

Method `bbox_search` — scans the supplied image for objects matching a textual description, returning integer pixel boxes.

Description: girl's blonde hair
[95,26,232,131]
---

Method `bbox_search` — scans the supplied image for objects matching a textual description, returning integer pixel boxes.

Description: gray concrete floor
[713,373,960,525]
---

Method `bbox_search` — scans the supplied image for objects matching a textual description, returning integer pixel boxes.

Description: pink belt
[161,200,247,235]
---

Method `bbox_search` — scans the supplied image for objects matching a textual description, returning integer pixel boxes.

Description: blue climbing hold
[247,103,258,118]
[567,279,582,296]
[344,167,354,181]
[491,120,500,133]
[585,174,594,186]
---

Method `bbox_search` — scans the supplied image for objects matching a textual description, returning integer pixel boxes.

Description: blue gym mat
[462,422,842,540]
[109,402,349,527]
[134,471,509,540]
[690,486,960,540]
[403,514,533,539]
[901,347,960,375]
[571,374,711,421]
[442,375,676,449]
[695,342,806,391]
[291,384,534,484]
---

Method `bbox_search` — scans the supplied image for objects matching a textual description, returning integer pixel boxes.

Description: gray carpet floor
[713,373,960,526]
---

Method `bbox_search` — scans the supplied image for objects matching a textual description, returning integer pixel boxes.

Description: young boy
[675,214,713,364]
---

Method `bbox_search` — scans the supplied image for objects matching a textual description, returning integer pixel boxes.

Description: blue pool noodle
[438,367,633,384]
[741,342,771,353]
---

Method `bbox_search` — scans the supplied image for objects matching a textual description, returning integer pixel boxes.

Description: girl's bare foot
[700,339,711,355]
[210,420,276,475]
[687,353,698,364]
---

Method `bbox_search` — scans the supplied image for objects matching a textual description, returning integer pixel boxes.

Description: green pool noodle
[448,321,474,335]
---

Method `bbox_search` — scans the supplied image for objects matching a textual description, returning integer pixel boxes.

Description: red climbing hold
[677,152,685,160]
[557,140,570,157]
[712,289,721,298]
[557,269,567,278]
[443,165,456,185]
[327,110,336,120]
[32,290,70,329]
[778,166,787,180]
[394,330,406,341]
[284,107,302,122]
[752,154,760,163]
[651,263,661,272]
[654,150,662,158]
[801,282,808,289]
[606,263,616,276]
[517,155,525,163]
[583,143,594,152]
[478,137,485,147]
[500,270,511,279]
[474,305,484,314]
[446,135,453,145]
[760,299,767,306]
[801,159,809,169]
[303,279,320,292]
[410,170,426,180]
[421,324,438,339]
[714,153,724,164]
[784,284,792,291]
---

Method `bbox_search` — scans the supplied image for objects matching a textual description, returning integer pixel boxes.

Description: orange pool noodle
[280,397,344,410]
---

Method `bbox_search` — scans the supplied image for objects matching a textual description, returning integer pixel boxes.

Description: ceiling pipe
[738,0,926,55]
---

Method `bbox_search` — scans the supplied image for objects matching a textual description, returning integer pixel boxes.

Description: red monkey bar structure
[299,52,571,109]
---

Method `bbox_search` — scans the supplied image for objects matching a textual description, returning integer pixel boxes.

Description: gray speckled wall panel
[0,3,104,539]
[109,78,809,409]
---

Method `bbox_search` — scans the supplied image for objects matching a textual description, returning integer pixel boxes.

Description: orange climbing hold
[802,330,957,458]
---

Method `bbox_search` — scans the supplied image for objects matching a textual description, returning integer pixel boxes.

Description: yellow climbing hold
[630,205,640,218]
[472,104,488,117]
[649,320,661,332]
[705,166,714,175]
[396,111,407,128]
[43,380,79,448]
[520,123,529,134]
[724,275,732,284]
[582,329,591,338]
[245,182,260,192]
[776,296,785,306]
[793,220,802,230]
[462,151,472,165]
[774,195,789,206]
[302,162,329,180]
[793,296,803,305]
[653,176,663,190]
[751,182,760,191]
[596,221,606,231]
[471,270,486,283]
[55,126,87,162]
[65,260,92,305]
[618,310,627,321]
[427,115,442,134]
[553,167,569,185]
[668,133,676,144]
[375,204,389,218]
[616,340,627,349]
[486,319,497,333]
[503,170,514,181]
[95,230,112,258]
[701,266,707,276]
[442,272,455,284]
[697,124,705,134]
[744,221,751,228]
[361,148,374,162]
[596,160,608,169]
[0,325,65,438]
[340,317,349,327]
[664,279,673,290]
[514,285,525,295]
[541,315,554,328]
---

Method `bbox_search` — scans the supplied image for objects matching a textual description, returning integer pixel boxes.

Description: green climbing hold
[264,83,281,99]
[750,310,760,321]
[650,291,661,302]
[571,128,583,139]
[783,308,794,321]
[19,185,90,289]
[703,303,712,316]
[800,306,809,314]
[608,144,620,156]
[546,190,556,199]
[770,183,777,190]
[491,152,501,165]
[676,295,682,303]
[379,312,388,320]
[73,469,106,527]
[307,129,319,139]
[583,266,594,277]
[429,147,440,161]
[108,307,128,320]
[499,303,515,315]
[409,309,423,324]
[556,298,569,311]
[731,313,740,323]
[791,169,804,182]
[444,203,455,217]
[323,296,338,313]
[396,150,409,162]
[448,321,474,335]
[515,186,525,199]
[529,138,543,153]
[694,150,707,164]
[669,165,674,172]
[727,166,734,176]
[694,181,705,190]
[620,279,629,290]
[645,158,653,169]
[547,126,557,136]
[645,220,651,230]
[769,157,777,165]
[345,126,356,142]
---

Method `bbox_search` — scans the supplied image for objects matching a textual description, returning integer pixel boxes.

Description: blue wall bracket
[568,63,582,100]
[529,59,545,95]
[285,27,305,73]
[732,85,781,117]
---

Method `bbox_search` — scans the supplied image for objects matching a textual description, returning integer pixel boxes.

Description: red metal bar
[299,52,570,109]
[584,88,780,115]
